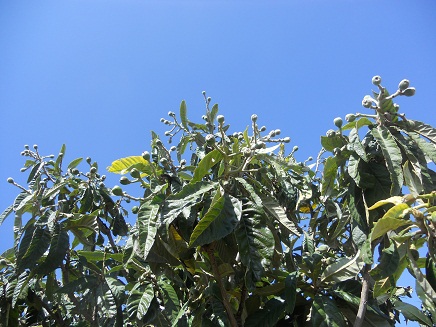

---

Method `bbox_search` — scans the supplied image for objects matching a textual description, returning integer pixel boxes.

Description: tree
[1,76,435,326]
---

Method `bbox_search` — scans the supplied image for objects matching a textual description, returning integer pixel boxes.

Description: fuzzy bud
[333,117,343,128]
[402,87,416,97]
[251,114,258,122]
[205,134,216,146]
[142,151,150,161]
[7,177,14,184]
[217,115,225,124]
[362,95,373,108]
[398,79,410,91]
[345,113,356,122]
[371,75,382,86]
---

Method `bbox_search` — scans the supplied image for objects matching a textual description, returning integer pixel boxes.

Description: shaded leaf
[262,196,300,236]
[137,200,160,259]
[322,157,338,197]
[321,251,363,283]
[37,224,69,275]
[244,298,285,327]
[311,294,346,327]
[393,301,433,326]
[191,149,223,183]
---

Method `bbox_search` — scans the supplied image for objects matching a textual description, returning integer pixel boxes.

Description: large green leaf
[393,300,433,326]
[321,157,338,197]
[426,256,436,293]
[262,196,300,236]
[107,156,152,175]
[234,202,274,282]
[370,241,400,280]
[0,204,13,227]
[311,294,346,327]
[12,270,31,307]
[371,126,403,195]
[37,223,69,275]
[320,251,363,283]
[348,127,368,161]
[189,192,241,247]
[127,283,154,321]
[17,226,51,272]
[244,298,286,327]
[321,135,347,152]
[408,120,436,144]
[137,200,160,259]
[67,157,83,170]
[191,149,223,183]
[370,203,412,241]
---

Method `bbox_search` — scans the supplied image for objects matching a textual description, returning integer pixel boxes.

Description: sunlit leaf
[321,251,363,283]
[180,100,188,130]
[370,204,412,241]
[107,156,152,175]
[137,200,160,259]
[191,149,223,183]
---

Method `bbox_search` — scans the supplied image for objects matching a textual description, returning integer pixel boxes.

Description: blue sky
[1,1,435,323]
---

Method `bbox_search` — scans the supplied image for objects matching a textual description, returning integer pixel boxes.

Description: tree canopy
[1,76,436,326]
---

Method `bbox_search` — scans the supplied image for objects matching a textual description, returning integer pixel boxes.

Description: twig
[354,264,370,327]
[205,244,238,327]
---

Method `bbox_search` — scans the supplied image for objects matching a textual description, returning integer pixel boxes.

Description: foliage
[1,77,436,326]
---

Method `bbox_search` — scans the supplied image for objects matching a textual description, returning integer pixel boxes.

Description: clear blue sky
[1,1,435,324]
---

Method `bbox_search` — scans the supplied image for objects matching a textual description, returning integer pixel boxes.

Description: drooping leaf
[321,157,338,197]
[370,203,412,242]
[137,200,160,259]
[284,272,297,314]
[393,300,433,326]
[408,120,436,144]
[370,241,400,280]
[244,298,286,327]
[191,149,223,183]
[368,196,403,210]
[0,204,13,227]
[189,193,241,247]
[12,270,31,307]
[37,223,69,275]
[426,256,436,293]
[235,201,274,283]
[321,251,364,283]
[371,126,403,195]
[321,135,347,152]
[348,127,368,161]
[311,294,346,327]
[17,226,51,272]
[262,196,300,236]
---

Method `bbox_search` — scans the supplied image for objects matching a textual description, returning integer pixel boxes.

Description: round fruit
[86,157,92,164]
[283,137,291,143]
[120,176,130,185]
[130,168,141,178]
[372,75,382,86]
[132,206,139,214]
[345,113,356,122]
[398,79,410,91]
[402,87,416,97]
[362,95,373,108]
[326,129,336,138]
[251,114,258,122]
[90,167,97,174]
[111,185,124,196]
[7,177,14,183]
[333,117,343,128]
[142,151,150,161]
[217,115,225,124]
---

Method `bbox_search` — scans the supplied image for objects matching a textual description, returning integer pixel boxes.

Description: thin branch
[205,243,239,327]
[354,264,371,327]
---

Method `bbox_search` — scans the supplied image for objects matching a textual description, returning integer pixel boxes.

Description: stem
[354,264,370,327]
[205,244,238,327]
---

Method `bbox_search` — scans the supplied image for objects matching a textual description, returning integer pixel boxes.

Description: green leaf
[189,192,241,247]
[370,203,412,241]
[137,200,160,259]
[393,301,433,326]
[37,224,69,275]
[371,126,403,195]
[107,156,152,175]
[311,294,346,327]
[284,272,297,314]
[210,103,219,122]
[0,204,13,227]
[12,270,31,307]
[180,100,188,130]
[56,276,99,294]
[262,196,300,236]
[191,149,223,183]
[408,120,436,144]
[67,157,83,170]
[235,202,274,282]
[17,226,51,272]
[322,157,338,197]
[321,251,364,283]
[13,192,34,213]
[370,241,399,280]
[321,135,346,152]
[244,298,286,327]
[426,256,436,293]
[168,181,217,201]
[368,196,403,210]
[348,127,368,161]
[342,117,373,131]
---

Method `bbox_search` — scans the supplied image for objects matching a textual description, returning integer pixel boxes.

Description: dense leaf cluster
[1,78,436,326]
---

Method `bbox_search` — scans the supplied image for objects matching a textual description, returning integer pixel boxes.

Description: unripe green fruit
[205,134,216,146]
[345,113,356,122]
[20,167,26,172]
[207,97,212,103]
[362,95,373,108]
[160,118,165,123]
[372,75,382,86]
[72,168,80,175]
[255,141,265,149]
[112,185,124,196]
[130,168,141,178]
[90,167,97,174]
[274,129,281,135]
[402,87,416,97]
[155,139,163,146]
[7,177,14,183]
[33,144,38,150]
[202,91,206,96]
[101,175,106,181]
[0,259,7,265]
[326,129,336,138]
[251,114,258,122]
[99,182,105,188]
[24,145,29,149]
[164,131,171,136]
[318,244,329,253]
[217,115,225,124]
[168,111,175,117]
[142,151,150,161]
[86,157,92,164]
[160,158,169,165]
[292,145,299,152]
[120,176,130,185]
[398,79,410,91]
[170,146,177,152]
[260,126,266,132]
[180,159,187,166]
[132,206,139,214]
[283,137,291,143]
[333,117,343,128]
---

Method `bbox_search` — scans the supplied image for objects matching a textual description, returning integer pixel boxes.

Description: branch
[354,264,371,327]
[205,244,239,327]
